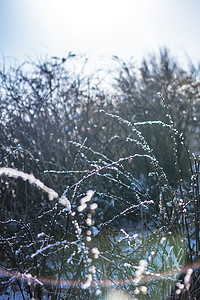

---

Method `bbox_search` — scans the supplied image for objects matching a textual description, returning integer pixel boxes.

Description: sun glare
[30,0,156,56]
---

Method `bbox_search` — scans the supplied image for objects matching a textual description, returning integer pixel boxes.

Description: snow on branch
[0,167,58,201]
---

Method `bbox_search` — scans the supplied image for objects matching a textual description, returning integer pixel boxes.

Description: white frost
[0,167,58,201]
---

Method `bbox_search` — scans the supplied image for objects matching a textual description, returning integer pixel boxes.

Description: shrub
[1,50,200,299]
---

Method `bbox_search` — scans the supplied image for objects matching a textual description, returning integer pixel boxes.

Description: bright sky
[0,0,200,67]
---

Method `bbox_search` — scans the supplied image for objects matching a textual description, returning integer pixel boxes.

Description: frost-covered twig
[31,240,74,258]
[0,167,58,201]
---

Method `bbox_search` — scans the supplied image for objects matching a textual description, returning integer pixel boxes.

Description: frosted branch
[0,167,58,201]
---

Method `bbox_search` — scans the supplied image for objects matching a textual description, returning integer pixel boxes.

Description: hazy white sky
[0,0,200,66]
